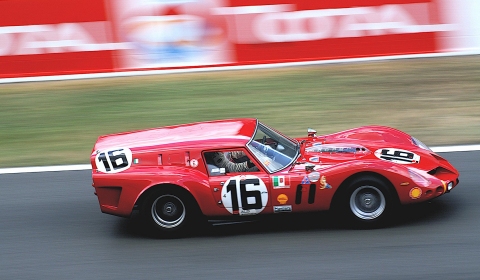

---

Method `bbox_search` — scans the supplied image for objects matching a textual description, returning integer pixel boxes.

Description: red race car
[90,119,459,236]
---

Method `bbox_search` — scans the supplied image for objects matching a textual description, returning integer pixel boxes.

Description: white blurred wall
[438,0,480,52]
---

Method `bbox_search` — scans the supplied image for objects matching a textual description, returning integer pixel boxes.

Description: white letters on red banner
[0,0,479,79]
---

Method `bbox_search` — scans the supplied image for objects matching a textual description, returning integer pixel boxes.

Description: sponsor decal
[277,194,288,205]
[215,3,453,44]
[239,209,256,216]
[189,159,198,168]
[111,0,232,69]
[306,144,358,154]
[95,147,133,174]
[308,171,320,183]
[409,187,422,199]
[211,167,225,174]
[441,180,447,193]
[301,176,311,185]
[274,205,292,213]
[374,148,420,164]
[133,158,139,164]
[319,176,332,189]
[221,175,268,215]
[0,22,120,57]
[309,156,320,163]
[272,175,290,188]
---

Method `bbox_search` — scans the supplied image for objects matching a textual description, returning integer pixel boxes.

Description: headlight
[411,136,431,151]
[408,169,430,188]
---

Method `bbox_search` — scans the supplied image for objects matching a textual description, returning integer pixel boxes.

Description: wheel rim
[151,195,186,229]
[349,185,386,220]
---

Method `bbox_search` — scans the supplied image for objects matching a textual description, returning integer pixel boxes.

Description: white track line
[431,144,480,153]
[0,145,478,174]
[0,164,91,174]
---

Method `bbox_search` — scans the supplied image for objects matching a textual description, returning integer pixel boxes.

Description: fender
[316,159,410,209]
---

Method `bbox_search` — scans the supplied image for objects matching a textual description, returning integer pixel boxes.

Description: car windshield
[247,122,299,173]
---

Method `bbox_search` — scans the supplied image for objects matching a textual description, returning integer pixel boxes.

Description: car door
[205,149,272,216]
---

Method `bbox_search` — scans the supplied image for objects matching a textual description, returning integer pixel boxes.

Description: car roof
[93,118,258,151]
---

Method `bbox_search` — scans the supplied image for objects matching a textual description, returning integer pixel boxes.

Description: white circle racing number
[221,175,268,216]
[374,148,420,164]
[95,147,132,173]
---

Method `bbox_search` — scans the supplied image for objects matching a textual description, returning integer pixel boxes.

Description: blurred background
[1,0,479,168]
[2,2,480,280]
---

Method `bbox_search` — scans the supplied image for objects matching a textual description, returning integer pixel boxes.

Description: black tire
[339,176,396,228]
[141,187,203,238]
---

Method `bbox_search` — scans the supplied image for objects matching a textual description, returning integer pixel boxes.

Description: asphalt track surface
[1,151,479,280]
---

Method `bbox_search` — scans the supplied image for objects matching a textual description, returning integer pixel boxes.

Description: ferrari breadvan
[90,119,459,237]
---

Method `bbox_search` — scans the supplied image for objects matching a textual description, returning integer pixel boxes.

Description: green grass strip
[1,55,480,168]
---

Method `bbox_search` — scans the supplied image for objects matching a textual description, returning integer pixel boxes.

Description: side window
[204,150,259,176]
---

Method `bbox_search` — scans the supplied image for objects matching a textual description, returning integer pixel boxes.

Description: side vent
[427,168,438,175]
[308,184,316,204]
[295,185,302,204]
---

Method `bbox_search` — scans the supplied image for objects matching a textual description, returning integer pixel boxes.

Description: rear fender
[134,167,216,216]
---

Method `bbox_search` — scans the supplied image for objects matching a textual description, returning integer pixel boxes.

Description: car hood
[296,126,458,175]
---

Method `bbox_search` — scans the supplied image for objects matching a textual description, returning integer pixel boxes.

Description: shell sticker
[409,187,422,199]
[277,194,288,205]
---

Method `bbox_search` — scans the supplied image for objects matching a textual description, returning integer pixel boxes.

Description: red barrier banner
[0,0,474,79]
[0,0,116,78]
[223,0,447,63]
[107,0,234,70]
[107,0,450,70]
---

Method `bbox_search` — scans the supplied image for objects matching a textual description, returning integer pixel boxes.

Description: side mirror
[305,162,315,172]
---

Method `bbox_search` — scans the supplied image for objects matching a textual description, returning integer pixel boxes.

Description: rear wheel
[150,194,186,229]
[141,188,203,238]
[339,176,396,228]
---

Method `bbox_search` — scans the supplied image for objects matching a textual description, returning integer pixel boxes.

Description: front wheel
[339,176,397,228]
[350,185,386,221]
[141,188,202,238]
